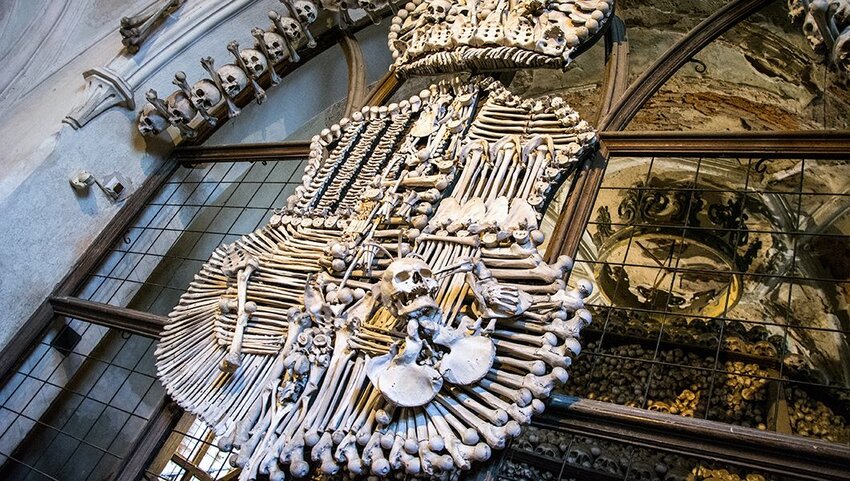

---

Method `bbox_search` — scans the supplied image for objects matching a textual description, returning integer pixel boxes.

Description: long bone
[251,28,283,85]
[363,431,391,476]
[423,402,490,469]
[269,11,301,62]
[482,137,519,203]
[492,337,571,368]
[502,308,592,340]
[218,246,260,373]
[517,137,551,199]
[495,355,547,375]
[227,41,267,104]
[461,383,538,425]
[444,387,509,426]
[433,394,520,449]
[414,407,454,474]
[485,367,567,399]
[200,56,240,118]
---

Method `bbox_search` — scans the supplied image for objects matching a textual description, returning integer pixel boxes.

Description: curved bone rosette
[156,77,597,480]
[389,0,615,77]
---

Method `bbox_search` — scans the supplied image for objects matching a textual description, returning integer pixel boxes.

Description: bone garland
[789,0,850,80]
[156,78,598,480]
[120,0,185,53]
[137,0,406,137]
[389,0,615,77]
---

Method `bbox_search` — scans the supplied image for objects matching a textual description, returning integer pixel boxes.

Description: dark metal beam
[542,396,850,481]
[600,130,850,159]
[50,296,167,339]
[174,141,311,166]
[598,0,774,132]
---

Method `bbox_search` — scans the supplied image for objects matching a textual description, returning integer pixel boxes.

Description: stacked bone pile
[562,344,772,429]
[788,0,850,80]
[137,0,399,138]
[157,77,599,481]
[388,0,614,77]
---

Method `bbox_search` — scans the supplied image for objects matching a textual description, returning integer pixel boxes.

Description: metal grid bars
[144,416,237,481]
[0,154,307,481]
[502,425,786,481]
[75,156,307,316]
[0,317,163,481]
[560,154,850,444]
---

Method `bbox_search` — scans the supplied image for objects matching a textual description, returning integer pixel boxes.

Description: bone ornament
[156,78,598,480]
[389,0,614,77]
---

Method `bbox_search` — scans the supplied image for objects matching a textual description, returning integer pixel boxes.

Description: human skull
[216,64,249,97]
[294,0,319,24]
[379,258,438,320]
[240,48,268,77]
[279,15,303,42]
[190,79,222,110]
[260,31,287,63]
[425,0,451,23]
[166,91,197,125]
[138,103,168,136]
[358,0,382,12]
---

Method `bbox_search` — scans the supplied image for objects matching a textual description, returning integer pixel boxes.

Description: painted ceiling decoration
[153,0,608,479]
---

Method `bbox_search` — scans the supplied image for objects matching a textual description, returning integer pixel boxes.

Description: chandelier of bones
[155,1,611,480]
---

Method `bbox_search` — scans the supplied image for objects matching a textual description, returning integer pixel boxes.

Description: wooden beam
[174,141,311,166]
[600,130,850,159]
[597,15,629,125]
[49,296,167,339]
[543,395,850,481]
[362,71,402,107]
[598,0,774,132]
[341,33,367,117]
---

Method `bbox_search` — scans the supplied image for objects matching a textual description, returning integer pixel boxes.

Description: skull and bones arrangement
[156,77,599,480]
[388,0,615,77]
[138,0,407,138]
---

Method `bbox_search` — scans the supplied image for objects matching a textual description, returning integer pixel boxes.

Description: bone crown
[389,0,615,77]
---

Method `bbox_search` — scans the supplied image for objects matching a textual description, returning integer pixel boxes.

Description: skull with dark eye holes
[379,257,439,321]
[425,0,451,23]
[293,0,319,24]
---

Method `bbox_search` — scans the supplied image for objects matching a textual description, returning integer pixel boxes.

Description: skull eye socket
[420,268,433,279]
[395,271,411,282]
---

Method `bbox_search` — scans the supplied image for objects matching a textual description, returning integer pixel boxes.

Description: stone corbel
[64,0,263,130]
[63,68,135,130]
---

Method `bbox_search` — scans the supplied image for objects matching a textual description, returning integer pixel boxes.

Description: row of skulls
[138,0,398,138]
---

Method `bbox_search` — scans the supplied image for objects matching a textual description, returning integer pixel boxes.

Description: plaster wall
[0,0,392,353]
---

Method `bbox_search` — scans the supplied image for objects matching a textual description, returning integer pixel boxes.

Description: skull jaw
[392,294,439,320]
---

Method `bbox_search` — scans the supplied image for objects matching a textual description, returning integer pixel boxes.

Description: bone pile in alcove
[156,77,598,480]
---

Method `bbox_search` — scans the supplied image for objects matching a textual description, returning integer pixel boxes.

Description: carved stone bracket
[63,68,135,130]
